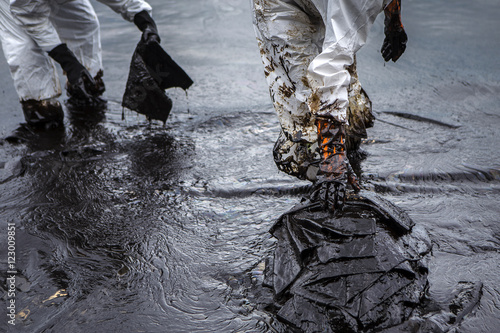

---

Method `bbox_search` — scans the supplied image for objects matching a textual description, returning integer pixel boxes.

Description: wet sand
[1,0,499,332]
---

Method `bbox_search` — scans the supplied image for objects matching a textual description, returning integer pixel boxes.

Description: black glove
[48,44,93,85]
[381,26,407,62]
[134,10,160,44]
[48,44,100,100]
[311,180,347,213]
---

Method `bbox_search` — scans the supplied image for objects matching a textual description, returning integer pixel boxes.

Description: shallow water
[0,0,499,332]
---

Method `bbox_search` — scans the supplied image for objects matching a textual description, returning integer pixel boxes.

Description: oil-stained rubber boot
[311,116,360,212]
[21,98,64,129]
[273,131,320,181]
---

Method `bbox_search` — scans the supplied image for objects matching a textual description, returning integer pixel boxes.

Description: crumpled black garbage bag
[122,40,193,123]
[263,190,432,332]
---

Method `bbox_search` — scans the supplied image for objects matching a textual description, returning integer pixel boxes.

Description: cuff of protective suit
[314,112,348,125]
[121,3,152,22]
[27,32,61,53]
[41,42,63,53]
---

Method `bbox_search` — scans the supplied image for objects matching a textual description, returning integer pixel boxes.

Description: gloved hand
[48,44,99,100]
[134,10,161,44]
[312,165,360,212]
[311,180,346,213]
[381,26,407,62]
[381,0,407,62]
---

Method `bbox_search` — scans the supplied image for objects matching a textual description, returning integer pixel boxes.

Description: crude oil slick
[0,0,499,332]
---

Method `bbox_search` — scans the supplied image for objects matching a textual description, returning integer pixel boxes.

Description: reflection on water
[0,0,499,332]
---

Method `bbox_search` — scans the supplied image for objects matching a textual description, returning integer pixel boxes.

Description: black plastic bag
[122,40,193,123]
[264,191,432,332]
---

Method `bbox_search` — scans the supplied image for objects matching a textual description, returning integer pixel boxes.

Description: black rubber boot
[311,117,360,212]
[21,99,64,128]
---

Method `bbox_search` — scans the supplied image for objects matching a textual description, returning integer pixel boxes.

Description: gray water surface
[1,0,499,332]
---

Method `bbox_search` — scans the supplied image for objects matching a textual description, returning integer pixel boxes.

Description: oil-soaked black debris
[390,280,484,333]
[264,193,432,332]
[122,40,193,123]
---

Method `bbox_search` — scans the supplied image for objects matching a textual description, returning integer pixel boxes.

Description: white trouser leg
[253,0,324,143]
[50,0,102,77]
[0,0,61,101]
[252,0,385,139]
[306,0,389,122]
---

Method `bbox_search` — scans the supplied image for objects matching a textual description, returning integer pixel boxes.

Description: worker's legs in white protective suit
[0,0,64,127]
[0,0,103,126]
[253,0,324,180]
[252,0,386,180]
[0,0,102,100]
[0,0,61,102]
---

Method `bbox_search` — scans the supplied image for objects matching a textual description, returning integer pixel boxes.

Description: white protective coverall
[252,0,390,180]
[0,0,152,101]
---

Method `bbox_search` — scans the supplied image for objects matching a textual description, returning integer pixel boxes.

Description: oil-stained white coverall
[0,0,151,101]
[252,0,390,180]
